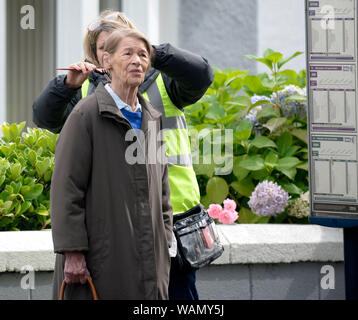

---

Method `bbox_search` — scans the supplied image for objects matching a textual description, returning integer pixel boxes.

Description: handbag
[173,204,224,270]
[59,277,99,300]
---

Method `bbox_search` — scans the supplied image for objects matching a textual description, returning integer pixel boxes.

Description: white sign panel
[306,0,358,218]
[308,0,356,61]
[311,135,357,203]
[309,64,356,131]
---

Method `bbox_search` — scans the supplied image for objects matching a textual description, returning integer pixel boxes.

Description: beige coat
[50,83,172,300]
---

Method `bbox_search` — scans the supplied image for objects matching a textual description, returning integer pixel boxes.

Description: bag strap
[59,277,99,300]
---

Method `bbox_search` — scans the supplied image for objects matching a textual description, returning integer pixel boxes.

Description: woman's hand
[64,251,91,284]
[65,62,97,89]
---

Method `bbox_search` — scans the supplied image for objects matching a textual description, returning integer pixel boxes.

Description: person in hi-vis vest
[32,10,214,300]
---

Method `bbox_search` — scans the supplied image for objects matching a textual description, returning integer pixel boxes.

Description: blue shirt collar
[104,83,142,113]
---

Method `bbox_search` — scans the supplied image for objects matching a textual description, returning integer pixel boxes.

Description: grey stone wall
[0,262,344,300]
[178,0,257,72]
[197,262,345,300]
[0,272,53,300]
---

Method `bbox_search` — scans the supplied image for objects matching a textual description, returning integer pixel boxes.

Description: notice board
[307,0,358,219]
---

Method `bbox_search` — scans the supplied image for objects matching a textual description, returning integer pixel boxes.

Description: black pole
[344,227,358,300]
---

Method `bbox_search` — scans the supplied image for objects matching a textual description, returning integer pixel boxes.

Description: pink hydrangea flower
[208,204,223,219]
[223,198,237,212]
[218,209,238,224]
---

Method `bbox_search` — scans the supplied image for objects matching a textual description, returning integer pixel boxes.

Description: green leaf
[290,129,308,144]
[282,183,302,195]
[276,157,300,170]
[10,162,23,180]
[228,95,251,107]
[256,105,280,120]
[28,150,37,166]
[235,120,252,141]
[238,156,265,171]
[238,207,271,224]
[35,158,51,177]
[23,177,36,186]
[250,168,270,180]
[266,52,283,64]
[36,209,49,217]
[0,201,13,215]
[250,99,272,109]
[213,72,227,88]
[35,136,48,150]
[233,156,249,181]
[44,170,53,182]
[263,117,287,133]
[250,136,277,149]
[297,69,307,88]
[264,151,278,168]
[0,175,5,188]
[243,54,273,71]
[19,201,32,215]
[284,145,301,157]
[200,195,211,209]
[263,48,275,59]
[227,77,243,90]
[243,75,265,94]
[231,178,255,197]
[6,122,25,142]
[297,161,309,171]
[20,184,43,201]
[0,144,16,157]
[1,123,11,141]
[277,167,297,180]
[277,51,303,69]
[206,103,227,121]
[193,159,216,178]
[277,132,293,156]
[206,177,229,204]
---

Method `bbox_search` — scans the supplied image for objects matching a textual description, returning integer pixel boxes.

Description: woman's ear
[102,52,112,70]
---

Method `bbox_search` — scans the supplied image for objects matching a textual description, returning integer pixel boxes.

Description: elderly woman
[50,29,173,300]
[35,11,214,301]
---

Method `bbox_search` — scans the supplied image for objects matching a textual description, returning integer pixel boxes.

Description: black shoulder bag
[173,204,224,270]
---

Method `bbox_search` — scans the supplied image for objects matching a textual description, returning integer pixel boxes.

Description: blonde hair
[99,10,136,29]
[83,11,136,67]
[104,29,154,72]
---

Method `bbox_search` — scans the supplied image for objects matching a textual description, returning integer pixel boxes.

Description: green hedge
[0,122,56,231]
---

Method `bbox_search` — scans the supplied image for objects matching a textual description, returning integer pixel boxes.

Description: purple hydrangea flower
[245,95,271,125]
[270,85,307,120]
[250,94,271,105]
[248,180,290,216]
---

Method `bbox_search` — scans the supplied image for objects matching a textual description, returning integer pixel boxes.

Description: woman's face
[109,36,150,87]
[96,31,110,67]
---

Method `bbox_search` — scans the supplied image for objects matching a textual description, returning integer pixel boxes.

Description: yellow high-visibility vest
[81,74,200,214]
[81,78,90,98]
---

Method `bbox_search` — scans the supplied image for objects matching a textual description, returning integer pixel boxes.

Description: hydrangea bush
[185,48,309,224]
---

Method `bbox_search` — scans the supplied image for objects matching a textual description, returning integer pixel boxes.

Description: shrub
[0,122,57,231]
[185,49,309,224]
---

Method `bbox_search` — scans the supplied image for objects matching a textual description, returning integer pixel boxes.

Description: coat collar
[95,82,162,132]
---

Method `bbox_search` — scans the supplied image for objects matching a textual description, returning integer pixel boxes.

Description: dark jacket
[51,83,172,300]
[33,43,214,133]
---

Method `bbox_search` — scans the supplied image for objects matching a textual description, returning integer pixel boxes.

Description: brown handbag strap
[59,277,99,300]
